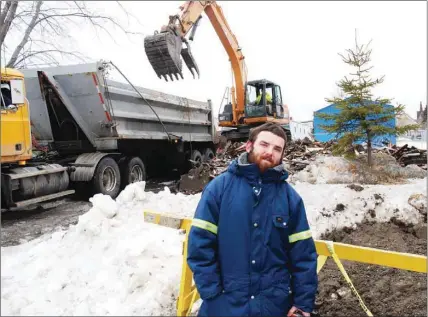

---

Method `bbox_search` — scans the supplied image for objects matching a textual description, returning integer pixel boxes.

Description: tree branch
[0,0,12,27]
[6,0,43,67]
[0,0,18,46]
[3,1,142,68]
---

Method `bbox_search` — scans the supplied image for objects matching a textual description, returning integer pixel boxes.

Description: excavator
[144,0,291,141]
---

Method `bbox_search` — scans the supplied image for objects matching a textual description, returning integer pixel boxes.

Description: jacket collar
[227,152,289,184]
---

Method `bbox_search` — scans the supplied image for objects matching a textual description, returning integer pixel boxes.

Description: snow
[1,178,427,316]
[291,154,427,184]
[293,178,427,237]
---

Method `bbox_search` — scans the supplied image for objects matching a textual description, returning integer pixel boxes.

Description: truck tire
[190,149,202,168]
[120,156,146,189]
[203,148,215,162]
[92,157,121,199]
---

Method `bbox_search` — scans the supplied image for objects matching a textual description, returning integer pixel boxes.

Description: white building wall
[290,121,313,141]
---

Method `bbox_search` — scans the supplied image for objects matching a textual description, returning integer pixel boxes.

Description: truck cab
[1,68,32,165]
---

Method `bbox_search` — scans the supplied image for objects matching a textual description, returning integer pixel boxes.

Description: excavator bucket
[144,31,184,81]
[144,30,200,81]
[181,42,200,79]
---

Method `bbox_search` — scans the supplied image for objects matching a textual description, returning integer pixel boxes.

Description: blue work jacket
[187,152,318,316]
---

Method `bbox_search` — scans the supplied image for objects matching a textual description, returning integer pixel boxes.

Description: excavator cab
[244,79,285,120]
[218,79,285,126]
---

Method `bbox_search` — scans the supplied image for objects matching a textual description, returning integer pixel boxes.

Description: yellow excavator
[144,0,291,141]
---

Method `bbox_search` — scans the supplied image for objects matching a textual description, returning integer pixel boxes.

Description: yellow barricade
[143,210,427,316]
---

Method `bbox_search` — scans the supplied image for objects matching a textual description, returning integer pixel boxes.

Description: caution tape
[325,240,374,317]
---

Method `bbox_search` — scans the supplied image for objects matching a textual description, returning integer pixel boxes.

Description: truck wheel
[203,148,215,162]
[120,156,146,188]
[190,149,202,168]
[93,157,121,199]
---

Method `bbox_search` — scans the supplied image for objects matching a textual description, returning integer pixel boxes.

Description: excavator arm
[144,0,246,124]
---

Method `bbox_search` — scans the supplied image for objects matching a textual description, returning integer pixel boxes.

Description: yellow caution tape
[325,240,374,317]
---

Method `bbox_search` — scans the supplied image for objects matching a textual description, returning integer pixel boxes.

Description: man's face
[246,131,285,172]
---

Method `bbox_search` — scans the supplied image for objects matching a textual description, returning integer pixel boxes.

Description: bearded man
[187,122,318,317]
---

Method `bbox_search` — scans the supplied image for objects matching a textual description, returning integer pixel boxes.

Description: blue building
[313,101,397,147]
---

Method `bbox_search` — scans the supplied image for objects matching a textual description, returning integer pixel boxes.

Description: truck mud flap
[69,152,121,182]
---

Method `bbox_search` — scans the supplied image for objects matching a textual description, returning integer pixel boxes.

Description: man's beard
[248,149,281,173]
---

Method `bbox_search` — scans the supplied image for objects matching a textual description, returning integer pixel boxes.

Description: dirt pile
[315,221,427,317]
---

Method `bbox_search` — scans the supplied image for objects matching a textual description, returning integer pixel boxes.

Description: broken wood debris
[376,144,427,169]
[178,138,427,194]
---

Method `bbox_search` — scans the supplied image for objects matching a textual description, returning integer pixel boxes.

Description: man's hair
[248,122,288,145]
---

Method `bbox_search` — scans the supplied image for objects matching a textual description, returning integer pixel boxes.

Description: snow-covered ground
[1,177,427,316]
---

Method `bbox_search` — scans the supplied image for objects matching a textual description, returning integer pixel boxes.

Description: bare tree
[0,0,143,68]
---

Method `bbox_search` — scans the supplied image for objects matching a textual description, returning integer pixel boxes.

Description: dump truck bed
[21,61,214,150]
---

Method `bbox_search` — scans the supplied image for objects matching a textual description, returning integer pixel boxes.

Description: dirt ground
[315,220,427,317]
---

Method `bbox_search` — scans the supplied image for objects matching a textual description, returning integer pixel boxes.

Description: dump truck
[1,61,216,210]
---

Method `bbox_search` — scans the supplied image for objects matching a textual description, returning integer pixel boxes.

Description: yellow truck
[1,62,216,210]
[1,68,75,209]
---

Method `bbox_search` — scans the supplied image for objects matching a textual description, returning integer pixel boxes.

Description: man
[187,122,318,317]
[255,91,272,105]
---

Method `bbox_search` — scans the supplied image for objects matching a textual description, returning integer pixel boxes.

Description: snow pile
[1,182,193,316]
[293,178,427,238]
[291,154,427,184]
[1,179,427,316]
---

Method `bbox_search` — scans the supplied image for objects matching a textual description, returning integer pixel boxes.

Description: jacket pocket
[272,214,289,229]
[265,214,290,248]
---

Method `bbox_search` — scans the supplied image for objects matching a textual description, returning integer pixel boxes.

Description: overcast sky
[18,1,428,122]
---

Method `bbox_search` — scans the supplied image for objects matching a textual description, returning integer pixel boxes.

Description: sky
[5,1,427,122]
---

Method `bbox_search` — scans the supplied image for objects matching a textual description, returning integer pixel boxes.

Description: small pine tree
[316,34,419,167]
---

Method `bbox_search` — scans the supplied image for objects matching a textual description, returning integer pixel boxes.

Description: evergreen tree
[316,35,419,167]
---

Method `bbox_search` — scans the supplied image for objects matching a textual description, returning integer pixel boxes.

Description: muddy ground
[315,221,427,317]
[1,178,178,248]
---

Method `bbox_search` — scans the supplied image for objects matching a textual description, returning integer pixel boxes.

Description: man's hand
[287,306,310,317]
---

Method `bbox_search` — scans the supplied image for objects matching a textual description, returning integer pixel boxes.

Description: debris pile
[178,138,334,194]
[379,144,427,169]
[283,138,335,172]
[178,138,427,194]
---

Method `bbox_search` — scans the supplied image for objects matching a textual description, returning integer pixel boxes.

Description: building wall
[290,121,313,141]
[313,102,397,146]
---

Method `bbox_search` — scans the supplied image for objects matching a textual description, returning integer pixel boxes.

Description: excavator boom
[144,0,247,123]
[144,0,291,139]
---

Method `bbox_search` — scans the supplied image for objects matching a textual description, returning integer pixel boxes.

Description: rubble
[379,143,427,169]
[178,138,427,194]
